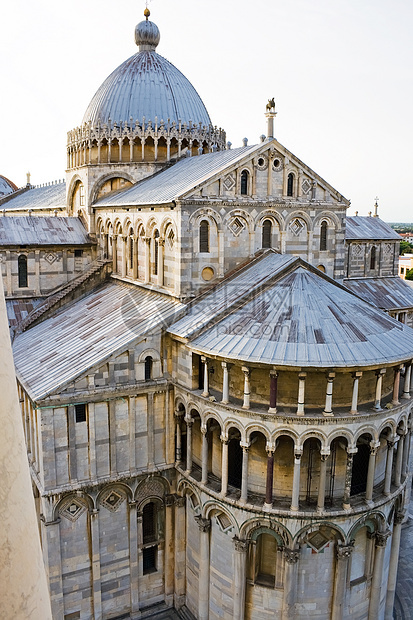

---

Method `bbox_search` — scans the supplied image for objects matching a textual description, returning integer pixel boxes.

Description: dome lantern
[135,9,160,51]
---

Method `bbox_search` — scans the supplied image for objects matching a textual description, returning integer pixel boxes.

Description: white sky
[1,0,412,221]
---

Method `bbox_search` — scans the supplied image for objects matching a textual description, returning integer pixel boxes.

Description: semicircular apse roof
[82,51,212,127]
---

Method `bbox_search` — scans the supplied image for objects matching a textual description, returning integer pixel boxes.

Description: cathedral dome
[0,175,18,197]
[82,11,211,128]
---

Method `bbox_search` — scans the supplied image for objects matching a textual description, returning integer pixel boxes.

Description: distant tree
[405,268,413,281]
[400,241,413,255]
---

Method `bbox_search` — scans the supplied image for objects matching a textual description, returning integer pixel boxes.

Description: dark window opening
[18,255,28,288]
[145,356,153,381]
[228,438,243,489]
[350,443,370,495]
[129,237,134,270]
[241,170,249,195]
[199,220,209,253]
[262,219,272,249]
[75,404,87,423]
[143,502,156,543]
[320,221,327,251]
[255,533,277,588]
[143,546,157,574]
[370,246,376,270]
[287,173,294,197]
[74,249,83,258]
[154,230,159,275]
[198,355,204,390]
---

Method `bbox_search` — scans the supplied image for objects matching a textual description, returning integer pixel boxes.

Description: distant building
[399,254,413,279]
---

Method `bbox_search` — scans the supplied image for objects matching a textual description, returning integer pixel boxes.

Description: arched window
[142,502,157,574]
[287,173,294,197]
[262,219,272,249]
[370,246,376,270]
[320,221,327,251]
[241,170,249,195]
[199,220,209,253]
[154,230,159,275]
[18,255,28,288]
[145,356,153,381]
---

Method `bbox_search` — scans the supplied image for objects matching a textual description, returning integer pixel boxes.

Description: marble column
[282,548,300,620]
[240,444,249,503]
[121,236,127,277]
[158,238,165,286]
[220,435,229,497]
[402,362,412,399]
[221,362,229,404]
[331,543,354,620]
[323,372,335,416]
[175,413,182,464]
[195,516,211,620]
[392,365,402,405]
[290,450,302,511]
[174,496,186,609]
[317,451,329,512]
[242,367,250,410]
[185,417,193,474]
[264,447,275,509]
[144,237,151,283]
[368,530,391,620]
[385,511,405,619]
[402,430,410,477]
[201,427,208,485]
[268,369,278,413]
[395,432,405,486]
[350,371,362,414]
[201,356,209,398]
[374,368,386,410]
[384,438,395,496]
[233,537,248,620]
[343,448,356,510]
[365,442,380,503]
[296,372,306,416]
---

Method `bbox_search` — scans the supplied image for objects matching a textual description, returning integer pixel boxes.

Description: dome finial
[144,7,150,20]
[135,5,160,51]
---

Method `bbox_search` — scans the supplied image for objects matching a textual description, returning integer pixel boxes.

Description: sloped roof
[13,281,185,401]
[2,182,66,211]
[0,216,91,246]
[343,277,413,311]
[346,216,400,240]
[94,145,260,207]
[170,259,413,368]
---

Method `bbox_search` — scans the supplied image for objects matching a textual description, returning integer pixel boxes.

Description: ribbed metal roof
[82,50,211,128]
[171,261,413,368]
[0,216,91,246]
[346,216,400,240]
[13,281,186,401]
[6,299,43,332]
[2,183,66,212]
[94,145,260,207]
[344,277,413,311]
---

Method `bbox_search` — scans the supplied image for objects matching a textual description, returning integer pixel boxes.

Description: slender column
[402,362,412,399]
[402,429,410,476]
[268,369,278,413]
[201,356,209,397]
[121,236,127,277]
[332,544,354,620]
[374,368,386,410]
[395,432,404,486]
[242,367,250,409]
[240,444,249,503]
[164,495,175,604]
[282,548,300,620]
[368,530,391,620]
[264,446,275,508]
[220,435,229,496]
[132,237,138,280]
[317,451,329,512]
[158,238,165,286]
[384,438,395,495]
[365,442,380,503]
[343,448,356,510]
[296,372,306,416]
[175,412,182,464]
[323,372,335,416]
[195,517,211,620]
[233,537,248,620]
[146,393,155,470]
[350,371,363,414]
[144,237,151,283]
[185,417,193,474]
[392,365,402,405]
[129,501,140,615]
[384,511,405,620]
[221,362,229,404]
[201,427,208,485]
[290,450,302,511]
[90,509,102,619]
[112,235,118,272]
[118,137,123,162]
[174,496,187,610]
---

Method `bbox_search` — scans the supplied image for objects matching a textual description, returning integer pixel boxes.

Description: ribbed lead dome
[82,12,211,128]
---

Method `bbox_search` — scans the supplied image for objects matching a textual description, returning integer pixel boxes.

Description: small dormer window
[320,221,327,251]
[199,220,209,253]
[240,170,249,195]
[287,173,294,197]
